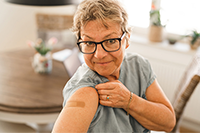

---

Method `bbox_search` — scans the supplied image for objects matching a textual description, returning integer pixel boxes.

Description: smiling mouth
[95,61,112,65]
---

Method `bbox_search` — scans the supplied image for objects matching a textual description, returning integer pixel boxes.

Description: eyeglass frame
[77,32,126,54]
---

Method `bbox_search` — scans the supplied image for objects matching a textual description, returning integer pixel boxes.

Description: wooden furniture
[36,13,76,49]
[36,13,73,31]
[0,48,69,132]
[0,121,36,133]
[171,54,200,133]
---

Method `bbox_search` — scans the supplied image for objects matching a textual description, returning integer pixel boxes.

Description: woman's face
[80,20,129,80]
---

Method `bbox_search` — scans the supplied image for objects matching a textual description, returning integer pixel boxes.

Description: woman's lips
[95,61,112,65]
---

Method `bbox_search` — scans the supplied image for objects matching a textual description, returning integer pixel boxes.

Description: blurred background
[0,0,200,132]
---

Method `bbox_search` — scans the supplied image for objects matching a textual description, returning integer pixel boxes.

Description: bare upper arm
[52,87,99,133]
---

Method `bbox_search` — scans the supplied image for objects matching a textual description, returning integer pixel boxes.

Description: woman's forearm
[127,93,176,132]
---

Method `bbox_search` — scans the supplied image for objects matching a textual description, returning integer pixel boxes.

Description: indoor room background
[0,0,200,132]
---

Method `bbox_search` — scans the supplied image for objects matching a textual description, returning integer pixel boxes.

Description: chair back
[35,13,76,49]
[36,13,73,31]
[63,48,83,77]
[171,54,200,133]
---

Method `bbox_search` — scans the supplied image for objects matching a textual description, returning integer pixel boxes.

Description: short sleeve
[137,55,156,100]
[141,58,156,88]
[62,76,96,107]
[120,53,156,99]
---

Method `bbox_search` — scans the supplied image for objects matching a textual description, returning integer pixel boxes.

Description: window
[121,0,151,28]
[160,0,200,35]
[121,0,200,36]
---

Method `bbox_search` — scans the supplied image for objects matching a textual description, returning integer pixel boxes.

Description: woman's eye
[86,42,94,46]
[108,39,116,44]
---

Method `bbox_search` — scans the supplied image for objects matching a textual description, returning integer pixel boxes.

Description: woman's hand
[95,80,131,109]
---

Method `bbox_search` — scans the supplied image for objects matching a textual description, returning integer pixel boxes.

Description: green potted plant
[149,9,165,42]
[187,30,200,50]
[150,10,162,26]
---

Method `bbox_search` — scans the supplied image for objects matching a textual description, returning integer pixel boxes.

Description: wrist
[126,92,133,115]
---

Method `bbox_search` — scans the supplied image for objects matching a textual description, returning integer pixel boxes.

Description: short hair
[71,0,131,39]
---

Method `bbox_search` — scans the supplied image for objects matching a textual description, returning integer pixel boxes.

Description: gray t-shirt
[63,52,156,133]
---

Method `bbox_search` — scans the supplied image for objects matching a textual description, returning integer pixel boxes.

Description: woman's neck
[105,73,119,81]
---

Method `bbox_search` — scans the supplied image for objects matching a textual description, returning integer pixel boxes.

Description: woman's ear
[125,32,131,49]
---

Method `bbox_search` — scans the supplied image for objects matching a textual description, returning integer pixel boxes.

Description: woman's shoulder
[122,52,155,82]
[63,63,108,106]
[123,52,156,87]
[71,63,108,84]
[63,63,99,93]
[73,63,96,81]
[124,52,150,66]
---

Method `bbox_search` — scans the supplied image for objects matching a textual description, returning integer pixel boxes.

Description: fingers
[95,81,117,94]
[99,100,112,107]
[99,94,113,107]
[97,89,112,95]
[96,80,129,108]
[95,81,117,90]
[99,94,111,101]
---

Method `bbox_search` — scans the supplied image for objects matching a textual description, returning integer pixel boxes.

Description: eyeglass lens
[79,38,120,54]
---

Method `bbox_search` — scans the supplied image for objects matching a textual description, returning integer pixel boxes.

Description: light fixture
[5,0,81,6]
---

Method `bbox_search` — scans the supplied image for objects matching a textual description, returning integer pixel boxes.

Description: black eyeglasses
[77,32,126,54]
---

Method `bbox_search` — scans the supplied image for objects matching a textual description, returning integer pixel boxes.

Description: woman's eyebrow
[81,32,119,41]
[82,34,94,40]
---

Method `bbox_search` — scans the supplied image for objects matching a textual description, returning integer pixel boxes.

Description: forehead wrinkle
[104,32,120,39]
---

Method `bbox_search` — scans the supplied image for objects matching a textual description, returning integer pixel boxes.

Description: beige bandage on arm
[65,101,85,108]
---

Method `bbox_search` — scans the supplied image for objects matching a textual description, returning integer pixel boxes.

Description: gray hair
[71,0,131,39]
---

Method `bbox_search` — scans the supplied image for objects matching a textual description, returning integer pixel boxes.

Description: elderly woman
[52,0,176,132]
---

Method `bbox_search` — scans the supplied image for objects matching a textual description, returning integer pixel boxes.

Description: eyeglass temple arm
[121,32,126,39]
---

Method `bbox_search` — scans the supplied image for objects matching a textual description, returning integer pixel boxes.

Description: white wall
[0,0,77,52]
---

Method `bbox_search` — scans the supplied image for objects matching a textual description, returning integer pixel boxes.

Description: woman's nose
[94,44,108,59]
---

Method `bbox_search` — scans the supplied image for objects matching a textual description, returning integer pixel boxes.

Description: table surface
[0,48,69,114]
